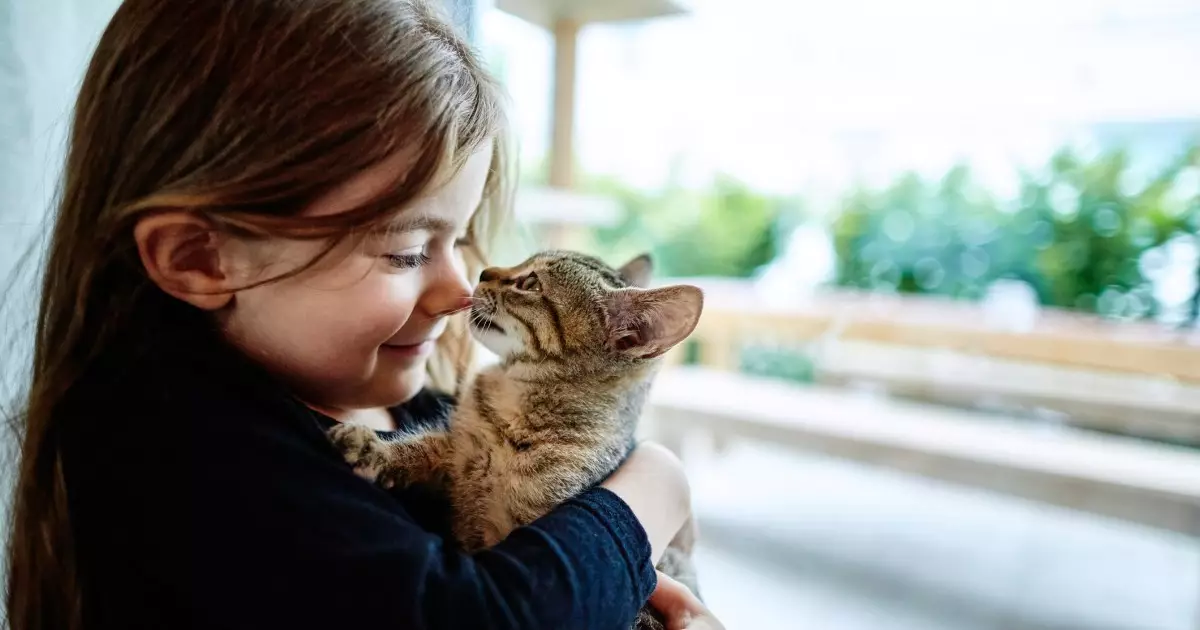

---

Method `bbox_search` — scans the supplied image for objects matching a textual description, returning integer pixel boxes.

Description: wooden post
[698,330,738,372]
[549,19,579,189]
[695,313,739,372]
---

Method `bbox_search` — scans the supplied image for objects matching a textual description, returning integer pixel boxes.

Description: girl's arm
[66,397,680,630]
[601,441,692,564]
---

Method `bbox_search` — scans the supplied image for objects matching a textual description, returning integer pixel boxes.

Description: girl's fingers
[648,571,725,630]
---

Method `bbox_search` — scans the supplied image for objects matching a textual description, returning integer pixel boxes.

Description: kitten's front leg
[327,424,450,490]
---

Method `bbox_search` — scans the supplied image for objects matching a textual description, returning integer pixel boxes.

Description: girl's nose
[425,262,473,317]
[436,296,474,316]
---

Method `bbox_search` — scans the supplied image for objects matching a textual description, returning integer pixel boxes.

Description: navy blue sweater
[60,307,656,630]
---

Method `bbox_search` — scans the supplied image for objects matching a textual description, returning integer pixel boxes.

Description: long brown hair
[3,1,511,627]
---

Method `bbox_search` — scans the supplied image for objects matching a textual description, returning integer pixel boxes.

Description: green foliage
[831,167,1013,301]
[831,145,1200,320]
[584,174,790,278]
[567,142,1198,323]
[740,345,816,384]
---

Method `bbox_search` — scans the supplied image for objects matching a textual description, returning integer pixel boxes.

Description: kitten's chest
[448,379,634,543]
[450,404,625,489]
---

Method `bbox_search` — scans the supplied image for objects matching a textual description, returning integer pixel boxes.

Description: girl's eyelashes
[382,233,465,269]
[384,252,433,269]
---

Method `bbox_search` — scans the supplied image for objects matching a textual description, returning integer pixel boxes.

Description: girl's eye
[455,235,474,249]
[516,273,541,292]
[384,252,433,269]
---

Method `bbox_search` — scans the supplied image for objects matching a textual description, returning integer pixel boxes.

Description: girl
[3,1,721,628]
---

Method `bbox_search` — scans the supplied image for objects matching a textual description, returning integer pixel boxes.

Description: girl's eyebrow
[384,215,456,235]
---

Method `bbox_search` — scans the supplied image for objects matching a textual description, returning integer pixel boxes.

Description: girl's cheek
[380,270,425,314]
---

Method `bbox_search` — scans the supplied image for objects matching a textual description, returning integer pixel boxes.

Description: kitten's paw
[633,607,667,630]
[328,423,389,484]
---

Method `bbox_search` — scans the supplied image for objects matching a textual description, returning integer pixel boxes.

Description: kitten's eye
[516,273,541,292]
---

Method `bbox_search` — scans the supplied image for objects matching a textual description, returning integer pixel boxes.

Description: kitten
[328,251,704,630]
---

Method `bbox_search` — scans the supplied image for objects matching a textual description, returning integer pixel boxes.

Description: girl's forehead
[402,148,492,230]
[305,150,416,219]
[308,144,492,233]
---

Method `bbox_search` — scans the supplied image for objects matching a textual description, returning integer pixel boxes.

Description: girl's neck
[311,404,397,432]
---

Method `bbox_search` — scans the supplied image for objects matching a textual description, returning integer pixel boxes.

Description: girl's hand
[648,571,725,630]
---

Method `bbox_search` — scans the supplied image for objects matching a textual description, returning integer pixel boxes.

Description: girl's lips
[381,340,434,357]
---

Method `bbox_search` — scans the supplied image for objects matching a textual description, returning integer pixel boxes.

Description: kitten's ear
[606,285,704,359]
[617,254,654,288]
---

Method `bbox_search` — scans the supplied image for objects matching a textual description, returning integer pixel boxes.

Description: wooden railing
[645,280,1200,536]
[660,280,1200,442]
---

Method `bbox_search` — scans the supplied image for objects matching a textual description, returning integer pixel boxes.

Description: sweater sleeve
[418,488,657,628]
[69,399,657,630]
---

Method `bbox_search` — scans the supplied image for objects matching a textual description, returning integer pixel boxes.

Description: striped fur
[329,251,704,628]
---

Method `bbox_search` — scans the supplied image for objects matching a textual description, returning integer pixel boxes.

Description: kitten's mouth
[471,317,503,335]
[469,309,504,335]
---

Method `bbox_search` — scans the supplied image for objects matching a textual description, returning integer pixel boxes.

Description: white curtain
[1,0,119,268]
[0,0,120,610]
[443,0,477,42]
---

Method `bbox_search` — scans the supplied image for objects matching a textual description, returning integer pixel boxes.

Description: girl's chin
[297,365,429,419]
[388,362,429,400]
[380,340,435,358]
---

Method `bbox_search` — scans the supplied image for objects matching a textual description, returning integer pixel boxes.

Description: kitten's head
[470,251,703,365]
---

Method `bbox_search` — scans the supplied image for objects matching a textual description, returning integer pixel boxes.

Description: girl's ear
[133,212,237,310]
[605,284,704,359]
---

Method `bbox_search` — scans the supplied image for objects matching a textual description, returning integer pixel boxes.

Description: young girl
[3,1,721,628]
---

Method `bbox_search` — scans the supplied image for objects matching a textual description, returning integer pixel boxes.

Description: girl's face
[219,147,490,413]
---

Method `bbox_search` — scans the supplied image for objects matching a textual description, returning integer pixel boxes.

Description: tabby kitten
[328,251,704,630]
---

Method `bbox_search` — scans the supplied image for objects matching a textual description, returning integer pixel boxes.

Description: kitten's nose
[479,267,502,283]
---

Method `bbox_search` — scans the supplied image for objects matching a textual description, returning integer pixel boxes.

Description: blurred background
[468,0,1200,628]
[3,0,1200,628]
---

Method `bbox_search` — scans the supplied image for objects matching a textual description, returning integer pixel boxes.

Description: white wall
[0,0,121,612]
